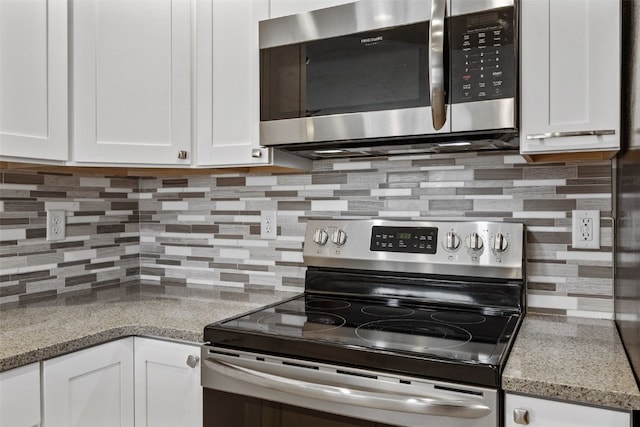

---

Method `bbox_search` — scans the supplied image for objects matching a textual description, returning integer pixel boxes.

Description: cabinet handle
[177,150,188,159]
[251,148,263,158]
[513,408,530,425]
[526,129,615,140]
[186,354,200,368]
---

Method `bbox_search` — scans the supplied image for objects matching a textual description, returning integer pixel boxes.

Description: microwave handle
[429,0,447,130]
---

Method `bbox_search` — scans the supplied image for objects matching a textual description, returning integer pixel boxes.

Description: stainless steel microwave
[259,0,518,158]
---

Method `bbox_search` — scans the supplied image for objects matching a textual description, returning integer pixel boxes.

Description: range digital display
[370,226,438,254]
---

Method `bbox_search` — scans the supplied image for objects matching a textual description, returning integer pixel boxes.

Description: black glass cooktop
[205,293,521,387]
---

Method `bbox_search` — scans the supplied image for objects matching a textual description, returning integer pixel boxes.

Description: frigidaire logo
[361,36,383,45]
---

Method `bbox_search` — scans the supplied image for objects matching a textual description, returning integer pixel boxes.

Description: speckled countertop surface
[503,314,640,411]
[2,287,639,411]
[0,283,296,372]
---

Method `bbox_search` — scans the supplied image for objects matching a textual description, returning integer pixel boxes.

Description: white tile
[161,201,189,211]
[0,228,26,241]
[64,249,97,262]
[311,200,349,211]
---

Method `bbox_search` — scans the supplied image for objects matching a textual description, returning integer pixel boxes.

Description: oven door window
[260,22,430,121]
[204,389,397,427]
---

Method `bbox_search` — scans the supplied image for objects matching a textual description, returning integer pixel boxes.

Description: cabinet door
[0,363,41,427]
[72,0,192,165]
[505,394,631,427]
[0,0,68,162]
[134,338,202,427]
[520,0,620,156]
[195,0,271,166]
[43,338,134,427]
[269,0,355,18]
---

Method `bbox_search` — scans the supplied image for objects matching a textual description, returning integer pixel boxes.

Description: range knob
[466,232,484,251]
[491,233,509,253]
[313,229,329,245]
[331,229,347,246]
[444,231,461,251]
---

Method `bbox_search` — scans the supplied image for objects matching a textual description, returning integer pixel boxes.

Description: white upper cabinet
[195,0,268,166]
[0,0,68,162]
[269,0,356,18]
[72,0,192,166]
[520,0,621,159]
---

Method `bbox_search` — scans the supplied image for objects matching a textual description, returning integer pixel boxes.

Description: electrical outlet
[260,210,277,240]
[572,210,600,249]
[47,210,66,241]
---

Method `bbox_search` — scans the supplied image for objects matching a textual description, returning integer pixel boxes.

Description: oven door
[202,347,499,427]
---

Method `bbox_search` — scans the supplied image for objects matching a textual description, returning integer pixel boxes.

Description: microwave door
[259,0,451,147]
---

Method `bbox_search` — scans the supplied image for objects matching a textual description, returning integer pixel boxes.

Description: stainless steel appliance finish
[202,348,499,427]
[202,219,525,427]
[258,0,518,158]
[303,219,523,280]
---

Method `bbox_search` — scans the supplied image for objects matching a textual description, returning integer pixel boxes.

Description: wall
[0,169,140,305]
[1,151,614,318]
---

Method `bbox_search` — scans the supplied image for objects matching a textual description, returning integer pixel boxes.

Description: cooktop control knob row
[491,233,509,253]
[466,232,484,251]
[332,229,348,246]
[313,228,329,245]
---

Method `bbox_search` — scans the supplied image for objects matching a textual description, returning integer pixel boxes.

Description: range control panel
[304,219,524,280]
[370,226,438,254]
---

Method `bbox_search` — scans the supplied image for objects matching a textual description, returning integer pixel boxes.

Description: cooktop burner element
[205,219,525,388]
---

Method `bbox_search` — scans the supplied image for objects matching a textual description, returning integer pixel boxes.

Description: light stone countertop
[0,283,296,372]
[3,286,639,412]
[502,314,640,411]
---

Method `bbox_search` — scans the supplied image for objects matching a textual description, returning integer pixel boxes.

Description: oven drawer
[202,347,499,427]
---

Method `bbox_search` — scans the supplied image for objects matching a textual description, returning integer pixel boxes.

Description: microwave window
[260,22,429,121]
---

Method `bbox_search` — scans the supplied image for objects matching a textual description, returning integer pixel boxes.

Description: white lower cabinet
[39,337,201,427]
[505,393,632,427]
[43,338,135,427]
[0,362,41,427]
[133,337,202,427]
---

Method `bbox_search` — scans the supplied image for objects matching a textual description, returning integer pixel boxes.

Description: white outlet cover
[260,210,277,240]
[571,210,600,249]
[46,210,66,241]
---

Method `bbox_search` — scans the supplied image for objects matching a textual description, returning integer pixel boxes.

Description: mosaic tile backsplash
[1,151,614,318]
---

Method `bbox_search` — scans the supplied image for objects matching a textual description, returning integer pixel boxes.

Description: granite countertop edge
[0,324,203,372]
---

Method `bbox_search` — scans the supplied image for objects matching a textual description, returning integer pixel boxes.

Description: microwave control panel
[450,6,516,103]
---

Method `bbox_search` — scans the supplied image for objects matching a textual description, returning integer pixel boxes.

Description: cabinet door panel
[520,0,620,155]
[43,338,134,427]
[0,363,41,427]
[73,0,191,165]
[0,0,68,161]
[134,338,202,427]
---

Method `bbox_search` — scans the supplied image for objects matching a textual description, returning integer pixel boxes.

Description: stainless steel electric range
[202,219,525,427]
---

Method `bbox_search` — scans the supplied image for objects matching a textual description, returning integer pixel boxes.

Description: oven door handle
[204,357,492,419]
